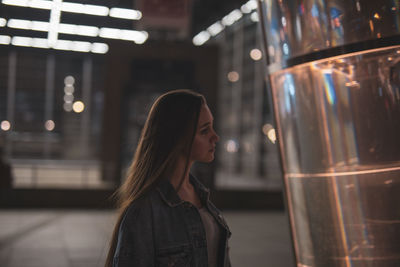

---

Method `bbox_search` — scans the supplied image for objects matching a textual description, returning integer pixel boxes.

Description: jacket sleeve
[113,200,155,267]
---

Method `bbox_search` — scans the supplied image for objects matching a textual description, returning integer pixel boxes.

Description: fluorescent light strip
[100,27,148,44]
[8,19,32,29]
[2,0,142,20]
[12,36,32,46]
[109,7,142,20]
[222,9,242,26]
[61,3,109,16]
[241,0,257,14]
[7,18,99,37]
[250,12,259,22]
[207,21,224,36]
[193,0,258,45]
[2,0,29,7]
[91,42,108,54]
[0,18,6,27]
[193,31,210,46]
[31,37,49,48]
[29,0,52,10]
[0,35,11,44]
[6,18,148,43]
[7,35,108,53]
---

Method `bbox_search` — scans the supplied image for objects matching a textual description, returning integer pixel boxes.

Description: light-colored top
[198,206,220,267]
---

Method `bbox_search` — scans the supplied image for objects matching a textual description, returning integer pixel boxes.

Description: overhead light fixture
[1,0,29,8]
[109,8,142,20]
[192,31,210,46]
[100,28,148,44]
[53,39,71,50]
[6,35,108,53]
[29,0,52,9]
[207,21,224,36]
[241,0,258,14]
[3,0,142,20]
[31,20,49,31]
[76,25,99,37]
[0,18,6,27]
[0,35,11,45]
[72,41,91,52]
[99,27,120,39]
[8,19,31,30]
[222,9,242,26]
[31,37,49,48]
[84,4,109,16]
[58,23,77,35]
[91,43,109,54]
[11,36,32,47]
[251,12,259,22]
[60,2,109,16]
[120,29,148,43]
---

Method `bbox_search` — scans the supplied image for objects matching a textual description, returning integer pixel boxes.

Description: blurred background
[0,0,294,266]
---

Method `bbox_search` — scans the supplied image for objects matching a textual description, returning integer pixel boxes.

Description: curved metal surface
[258,0,400,72]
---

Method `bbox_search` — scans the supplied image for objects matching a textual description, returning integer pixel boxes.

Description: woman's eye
[200,128,209,135]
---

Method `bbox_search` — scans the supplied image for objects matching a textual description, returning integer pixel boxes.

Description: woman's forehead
[198,104,213,125]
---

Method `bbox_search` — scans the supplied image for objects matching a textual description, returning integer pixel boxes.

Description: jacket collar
[156,174,210,207]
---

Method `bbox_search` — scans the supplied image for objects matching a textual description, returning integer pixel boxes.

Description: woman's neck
[170,157,202,208]
[170,156,193,190]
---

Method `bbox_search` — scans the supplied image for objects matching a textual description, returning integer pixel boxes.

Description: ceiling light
[222,9,242,26]
[1,0,29,7]
[8,19,31,30]
[60,2,109,16]
[84,4,109,16]
[72,41,91,52]
[120,29,148,43]
[99,27,120,39]
[31,21,49,31]
[251,12,259,22]
[243,0,258,13]
[207,22,224,36]
[60,2,84,13]
[12,36,32,47]
[31,37,49,48]
[53,39,72,50]
[58,23,77,35]
[193,31,210,46]
[109,8,142,20]
[0,35,11,45]
[76,25,98,37]
[29,0,52,9]
[91,43,109,54]
[0,18,6,27]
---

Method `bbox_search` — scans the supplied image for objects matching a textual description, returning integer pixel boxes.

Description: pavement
[0,209,295,267]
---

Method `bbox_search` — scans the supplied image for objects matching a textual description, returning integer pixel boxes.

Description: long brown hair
[105,89,205,267]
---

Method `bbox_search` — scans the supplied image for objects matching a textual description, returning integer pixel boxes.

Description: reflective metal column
[257,0,400,266]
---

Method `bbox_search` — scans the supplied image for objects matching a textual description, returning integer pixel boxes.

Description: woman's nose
[213,131,220,143]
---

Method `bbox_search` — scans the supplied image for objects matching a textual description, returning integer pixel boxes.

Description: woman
[105,89,231,267]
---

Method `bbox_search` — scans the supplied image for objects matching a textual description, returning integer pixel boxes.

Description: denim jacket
[113,174,232,267]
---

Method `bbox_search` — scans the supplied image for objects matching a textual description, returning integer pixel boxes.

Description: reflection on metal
[258,0,400,266]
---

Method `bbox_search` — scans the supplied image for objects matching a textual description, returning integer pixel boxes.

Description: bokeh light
[72,101,85,113]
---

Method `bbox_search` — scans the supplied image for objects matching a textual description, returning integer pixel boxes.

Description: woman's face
[190,104,219,163]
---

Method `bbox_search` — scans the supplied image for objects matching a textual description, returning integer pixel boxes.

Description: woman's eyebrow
[200,122,211,128]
